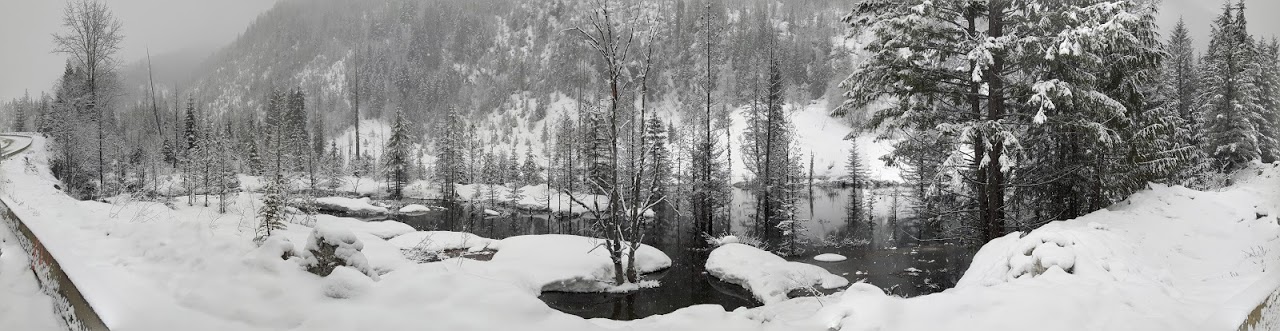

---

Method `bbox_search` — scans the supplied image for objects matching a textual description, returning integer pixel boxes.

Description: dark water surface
[374,187,975,320]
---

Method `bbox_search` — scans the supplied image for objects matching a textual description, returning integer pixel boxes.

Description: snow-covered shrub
[303,225,378,280]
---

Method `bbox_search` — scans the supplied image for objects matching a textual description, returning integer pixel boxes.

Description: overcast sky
[1,0,1278,101]
[0,0,279,101]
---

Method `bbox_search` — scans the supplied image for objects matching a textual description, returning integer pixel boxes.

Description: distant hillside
[181,0,855,134]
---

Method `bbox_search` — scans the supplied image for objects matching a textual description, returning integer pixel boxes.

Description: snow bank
[800,163,1280,331]
[706,243,849,304]
[313,196,388,215]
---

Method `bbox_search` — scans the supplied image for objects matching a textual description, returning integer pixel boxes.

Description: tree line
[844,0,1280,245]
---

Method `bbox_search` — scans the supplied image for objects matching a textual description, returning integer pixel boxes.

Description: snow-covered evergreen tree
[741,50,794,246]
[256,176,287,242]
[520,145,542,186]
[845,0,1170,242]
[1201,2,1263,172]
[383,107,411,200]
[1161,19,1212,187]
[1254,37,1280,163]
[436,107,467,199]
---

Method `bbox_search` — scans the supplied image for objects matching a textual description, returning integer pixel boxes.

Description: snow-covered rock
[398,204,431,214]
[706,243,849,304]
[813,253,847,262]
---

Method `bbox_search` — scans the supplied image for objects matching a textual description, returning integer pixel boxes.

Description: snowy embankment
[706,243,849,304]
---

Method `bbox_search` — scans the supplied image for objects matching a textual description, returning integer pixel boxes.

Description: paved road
[0,133,33,160]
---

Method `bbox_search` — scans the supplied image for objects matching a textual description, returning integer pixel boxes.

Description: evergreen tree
[12,92,27,132]
[1255,37,1280,163]
[1163,19,1212,187]
[520,145,542,185]
[436,107,466,199]
[183,99,198,152]
[256,175,287,241]
[215,125,240,213]
[845,0,1167,242]
[843,141,870,242]
[1201,2,1263,172]
[383,107,411,199]
[323,141,345,192]
[741,49,793,246]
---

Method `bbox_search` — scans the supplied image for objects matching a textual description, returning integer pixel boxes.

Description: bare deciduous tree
[52,0,122,196]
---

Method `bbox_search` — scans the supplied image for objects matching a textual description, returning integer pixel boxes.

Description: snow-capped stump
[705,243,849,304]
[303,225,379,280]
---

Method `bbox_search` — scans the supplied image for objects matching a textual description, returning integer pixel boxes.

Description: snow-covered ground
[753,163,1280,331]
[2,136,1278,331]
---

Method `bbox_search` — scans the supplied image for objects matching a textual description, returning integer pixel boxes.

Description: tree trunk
[984,2,1007,242]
